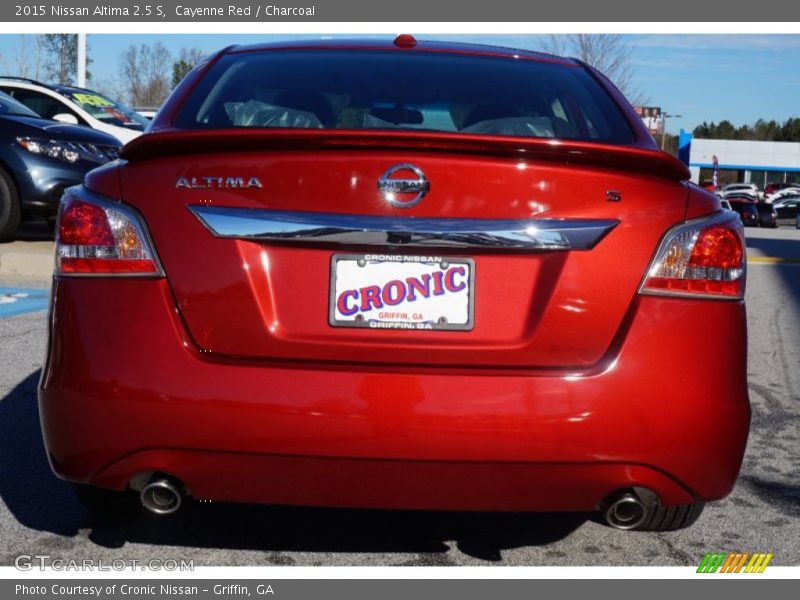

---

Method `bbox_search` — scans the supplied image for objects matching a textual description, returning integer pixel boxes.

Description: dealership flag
[712,155,719,189]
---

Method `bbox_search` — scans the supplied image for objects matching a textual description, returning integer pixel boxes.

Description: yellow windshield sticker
[72,93,114,108]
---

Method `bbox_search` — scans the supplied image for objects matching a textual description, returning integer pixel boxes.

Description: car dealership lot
[0,227,798,567]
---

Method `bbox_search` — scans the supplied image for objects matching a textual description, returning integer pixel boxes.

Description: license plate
[329,254,474,331]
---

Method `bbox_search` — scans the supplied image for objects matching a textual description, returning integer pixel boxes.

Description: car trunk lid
[118,132,689,369]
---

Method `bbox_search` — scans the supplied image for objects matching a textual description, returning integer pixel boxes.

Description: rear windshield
[174,50,635,144]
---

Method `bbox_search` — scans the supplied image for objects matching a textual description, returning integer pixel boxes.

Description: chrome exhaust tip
[140,477,183,515]
[602,490,652,530]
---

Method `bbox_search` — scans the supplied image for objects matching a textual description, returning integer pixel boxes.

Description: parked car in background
[722,182,760,198]
[0,91,121,240]
[728,199,760,227]
[0,77,148,144]
[720,199,733,211]
[39,37,750,532]
[764,181,799,196]
[722,188,759,201]
[765,186,800,204]
[726,194,756,203]
[774,196,800,227]
[134,107,159,121]
[755,201,778,228]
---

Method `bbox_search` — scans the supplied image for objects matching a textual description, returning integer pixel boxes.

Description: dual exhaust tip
[602,488,658,530]
[139,477,183,515]
[136,476,659,527]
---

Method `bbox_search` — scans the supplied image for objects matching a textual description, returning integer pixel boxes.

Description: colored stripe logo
[697,552,773,573]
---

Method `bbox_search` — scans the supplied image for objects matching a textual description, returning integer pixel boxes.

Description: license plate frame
[329,254,475,331]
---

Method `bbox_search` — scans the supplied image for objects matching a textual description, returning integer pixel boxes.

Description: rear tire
[636,502,705,531]
[0,168,21,242]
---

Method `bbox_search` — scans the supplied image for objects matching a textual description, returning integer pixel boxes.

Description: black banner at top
[4,0,800,22]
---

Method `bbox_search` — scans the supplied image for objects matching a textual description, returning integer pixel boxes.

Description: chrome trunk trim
[188,206,618,251]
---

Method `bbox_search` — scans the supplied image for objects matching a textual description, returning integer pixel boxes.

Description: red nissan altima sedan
[38,37,750,531]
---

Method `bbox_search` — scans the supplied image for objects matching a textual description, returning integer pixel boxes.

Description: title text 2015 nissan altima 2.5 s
[39,37,750,531]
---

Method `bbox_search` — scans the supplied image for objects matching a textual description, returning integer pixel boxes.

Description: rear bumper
[39,279,750,512]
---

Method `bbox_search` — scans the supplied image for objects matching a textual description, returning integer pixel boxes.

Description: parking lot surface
[0,228,798,566]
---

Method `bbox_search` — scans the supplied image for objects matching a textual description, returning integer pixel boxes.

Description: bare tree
[41,34,78,84]
[540,34,646,105]
[91,76,128,105]
[120,43,172,107]
[0,35,46,80]
[172,47,206,88]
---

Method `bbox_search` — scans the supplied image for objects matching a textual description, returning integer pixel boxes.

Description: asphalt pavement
[0,227,798,567]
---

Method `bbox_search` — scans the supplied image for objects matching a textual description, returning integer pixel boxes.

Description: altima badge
[176,176,263,190]
[378,164,430,208]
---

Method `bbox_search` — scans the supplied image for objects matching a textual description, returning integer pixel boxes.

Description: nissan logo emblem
[377,164,430,208]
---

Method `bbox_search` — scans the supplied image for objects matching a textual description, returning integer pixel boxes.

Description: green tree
[693,121,711,138]
[171,60,192,88]
[694,117,800,142]
[715,120,736,139]
[171,47,205,88]
[780,118,800,142]
[737,125,752,140]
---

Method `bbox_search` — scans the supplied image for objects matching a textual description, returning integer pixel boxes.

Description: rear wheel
[0,168,21,242]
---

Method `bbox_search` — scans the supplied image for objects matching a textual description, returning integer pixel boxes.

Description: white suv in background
[0,77,148,144]
[721,182,761,200]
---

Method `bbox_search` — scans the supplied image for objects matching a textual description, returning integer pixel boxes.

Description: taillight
[56,187,163,276]
[639,211,745,299]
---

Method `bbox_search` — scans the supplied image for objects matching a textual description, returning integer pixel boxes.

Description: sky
[1,33,799,135]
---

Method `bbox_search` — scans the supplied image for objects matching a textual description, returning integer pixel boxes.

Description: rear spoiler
[121,129,690,182]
